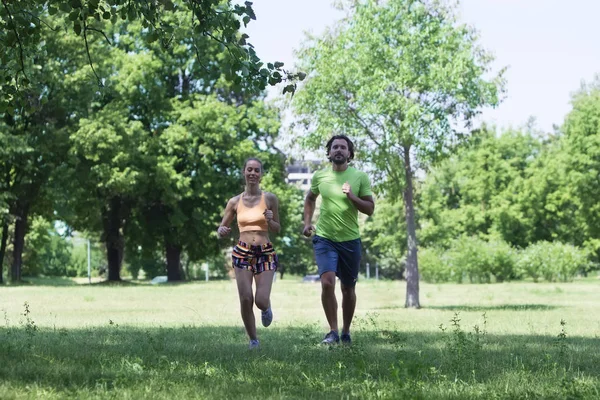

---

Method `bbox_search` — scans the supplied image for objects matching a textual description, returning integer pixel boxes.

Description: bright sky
[244,0,600,133]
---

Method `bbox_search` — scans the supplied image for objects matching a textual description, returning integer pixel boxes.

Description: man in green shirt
[303,135,375,345]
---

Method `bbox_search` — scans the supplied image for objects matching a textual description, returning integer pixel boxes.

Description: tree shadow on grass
[0,324,599,399]
[1,277,81,287]
[425,304,562,312]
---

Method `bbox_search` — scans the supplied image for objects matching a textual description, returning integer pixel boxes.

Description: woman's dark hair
[243,157,263,171]
[326,135,355,162]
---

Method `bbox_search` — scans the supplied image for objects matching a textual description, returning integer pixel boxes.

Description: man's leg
[234,267,257,340]
[336,238,361,342]
[313,236,340,343]
[341,283,356,335]
[320,271,338,332]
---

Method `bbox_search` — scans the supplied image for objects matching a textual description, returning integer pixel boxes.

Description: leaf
[274,61,284,69]
[298,72,307,81]
[146,31,159,43]
[282,84,296,96]
[73,21,82,36]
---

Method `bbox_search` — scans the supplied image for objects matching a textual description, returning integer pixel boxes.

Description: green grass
[1,279,600,399]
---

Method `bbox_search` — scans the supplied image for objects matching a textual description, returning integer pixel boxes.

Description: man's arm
[303,191,319,237]
[342,182,375,216]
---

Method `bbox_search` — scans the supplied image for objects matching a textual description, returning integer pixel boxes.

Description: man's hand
[302,224,315,237]
[263,209,273,222]
[217,226,231,238]
[342,181,353,196]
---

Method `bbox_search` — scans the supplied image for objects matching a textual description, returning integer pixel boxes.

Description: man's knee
[321,273,336,292]
[341,285,355,297]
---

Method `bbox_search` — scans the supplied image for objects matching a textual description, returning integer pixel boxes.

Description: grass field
[1,278,599,399]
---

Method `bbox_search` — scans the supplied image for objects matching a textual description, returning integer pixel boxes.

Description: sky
[244,0,600,134]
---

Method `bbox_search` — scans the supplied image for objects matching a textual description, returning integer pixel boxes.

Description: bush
[517,241,589,282]
[68,240,105,277]
[419,236,517,283]
[23,217,73,277]
[418,247,449,283]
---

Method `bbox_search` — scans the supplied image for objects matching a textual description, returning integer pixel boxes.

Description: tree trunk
[165,240,183,281]
[403,145,420,308]
[11,202,29,283]
[102,197,123,281]
[0,221,8,284]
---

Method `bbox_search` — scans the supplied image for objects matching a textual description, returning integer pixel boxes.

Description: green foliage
[292,0,504,306]
[361,198,407,279]
[260,173,314,277]
[419,127,543,248]
[417,246,448,283]
[68,238,105,278]
[517,241,589,282]
[293,0,504,196]
[419,239,589,284]
[419,236,517,284]
[0,0,300,112]
[124,247,165,280]
[22,217,72,277]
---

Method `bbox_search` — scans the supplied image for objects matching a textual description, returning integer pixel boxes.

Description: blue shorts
[312,235,362,287]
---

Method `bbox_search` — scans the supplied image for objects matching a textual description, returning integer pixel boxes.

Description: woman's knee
[239,293,254,307]
[255,296,269,311]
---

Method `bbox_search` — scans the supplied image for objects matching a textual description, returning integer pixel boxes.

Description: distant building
[286,160,322,191]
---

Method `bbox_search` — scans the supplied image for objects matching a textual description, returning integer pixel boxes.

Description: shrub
[419,236,517,283]
[517,241,589,282]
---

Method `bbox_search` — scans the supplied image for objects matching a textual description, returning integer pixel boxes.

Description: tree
[58,10,292,281]
[360,198,408,279]
[292,0,504,307]
[556,78,600,262]
[419,127,543,249]
[0,13,97,282]
[0,0,301,113]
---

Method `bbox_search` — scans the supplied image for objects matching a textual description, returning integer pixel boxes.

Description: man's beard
[332,155,346,165]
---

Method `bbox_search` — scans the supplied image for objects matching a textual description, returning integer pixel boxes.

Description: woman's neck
[245,184,261,196]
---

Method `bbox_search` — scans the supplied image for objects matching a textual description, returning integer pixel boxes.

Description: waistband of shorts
[236,240,274,250]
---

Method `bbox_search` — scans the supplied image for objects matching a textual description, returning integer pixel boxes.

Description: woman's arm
[264,193,281,234]
[217,197,238,238]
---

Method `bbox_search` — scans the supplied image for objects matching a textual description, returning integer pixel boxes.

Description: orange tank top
[237,193,269,232]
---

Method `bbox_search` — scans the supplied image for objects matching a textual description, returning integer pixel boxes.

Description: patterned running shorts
[232,241,278,274]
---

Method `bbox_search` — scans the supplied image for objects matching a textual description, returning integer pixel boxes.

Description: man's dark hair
[326,135,355,162]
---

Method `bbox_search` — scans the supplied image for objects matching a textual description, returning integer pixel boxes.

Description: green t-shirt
[310,166,373,242]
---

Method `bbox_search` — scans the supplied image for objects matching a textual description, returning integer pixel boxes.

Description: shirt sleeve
[310,171,320,194]
[358,172,373,197]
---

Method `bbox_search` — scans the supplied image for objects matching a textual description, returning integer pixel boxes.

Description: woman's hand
[263,209,274,222]
[217,225,231,238]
